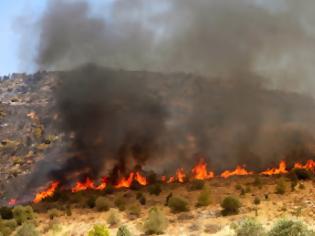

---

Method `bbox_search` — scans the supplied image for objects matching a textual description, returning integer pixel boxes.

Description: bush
[221,196,241,216]
[86,195,97,208]
[253,197,261,205]
[0,207,13,220]
[95,197,110,212]
[252,176,263,188]
[47,208,63,220]
[196,187,211,207]
[290,168,313,180]
[189,180,205,191]
[233,218,266,236]
[0,219,17,236]
[144,207,168,235]
[147,183,162,196]
[128,204,141,218]
[275,179,286,195]
[16,223,39,236]
[168,196,189,213]
[117,225,132,236]
[88,224,109,236]
[12,205,35,225]
[107,209,120,226]
[114,196,126,211]
[235,184,242,190]
[268,219,313,236]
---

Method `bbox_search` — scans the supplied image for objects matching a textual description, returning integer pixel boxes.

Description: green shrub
[233,218,266,236]
[12,205,34,225]
[268,219,313,236]
[117,225,132,236]
[128,204,141,218]
[0,219,17,236]
[147,183,162,196]
[88,224,109,236]
[235,184,242,190]
[16,223,39,236]
[168,196,189,213]
[107,209,120,226]
[253,197,261,205]
[196,187,211,207]
[144,207,168,235]
[275,179,286,195]
[95,197,110,212]
[252,176,263,188]
[221,196,241,216]
[0,207,13,220]
[47,208,63,220]
[114,196,126,211]
[189,180,205,191]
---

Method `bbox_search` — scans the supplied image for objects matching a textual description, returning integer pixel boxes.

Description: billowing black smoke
[15,0,315,185]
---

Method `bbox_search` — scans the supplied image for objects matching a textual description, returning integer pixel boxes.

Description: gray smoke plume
[24,0,315,182]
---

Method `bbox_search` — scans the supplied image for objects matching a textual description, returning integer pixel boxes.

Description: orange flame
[220,165,253,178]
[176,168,186,183]
[135,172,148,186]
[33,181,59,203]
[261,160,288,175]
[167,176,176,183]
[72,177,108,192]
[294,160,315,172]
[191,160,214,180]
[115,172,135,188]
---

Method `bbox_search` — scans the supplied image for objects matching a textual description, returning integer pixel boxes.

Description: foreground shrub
[196,187,211,207]
[147,183,162,196]
[114,196,126,211]
[0,219,17,236]
[16,223,39,236]
[144,207,168,235]
[107,209,120,226]
[128,204,141,218]
[88,224,109,236]
[275,179,286,195]
[117,225,132,236]
[0,207,13,220]
[189,180,205,191]
[221,196,241,216]
[268,219,313,236]
[95,197,110,212]
[232,218,266,236]
[12,205,34,225]
[168,196,189,213]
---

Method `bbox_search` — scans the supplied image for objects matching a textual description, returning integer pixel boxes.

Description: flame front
[115,172,135,188]
[33,181,59,203]
[135,172,148,185]
[261,160,288,175]
[220,165,253,178]
[191,160,214,180]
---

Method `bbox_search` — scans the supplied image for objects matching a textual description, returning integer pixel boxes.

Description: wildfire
[33,181,59,203]
[191,160,214,180]
[135,172,148,186]
[166,168,186,183]
[114,172,135,188]
[260,160,288,175]
[220,165,253,178]
[294,160,315,172]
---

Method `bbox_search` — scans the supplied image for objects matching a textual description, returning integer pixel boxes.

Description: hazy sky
[0,0,113,75]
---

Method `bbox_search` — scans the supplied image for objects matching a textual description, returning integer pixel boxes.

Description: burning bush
[12,205,35,225]
[88,224,109,236]
[144,207,168,235]
[95,197,110,212]
[16,223,39,236]
[232,218,266,236]
[196,186,211,207]
[268,219,313,236]
[117,225,132,236]
[221,196,241,216]
[168,196,189,213]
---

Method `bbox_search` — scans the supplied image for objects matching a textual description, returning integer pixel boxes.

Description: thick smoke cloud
[29,0,315,181]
